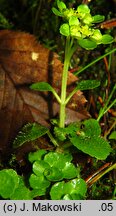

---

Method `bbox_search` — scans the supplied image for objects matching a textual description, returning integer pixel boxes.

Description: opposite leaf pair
[13,119,112,160]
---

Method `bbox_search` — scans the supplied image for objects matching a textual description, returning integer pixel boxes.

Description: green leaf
[0,169,19,199]
[44,152,78,181]
[11,177,32,200]
[44,152,72,169]
[91,29,103,43]
[54,123,80,141]
[101,34,114,44]
[71,136,112,160]
[66,193,84,200]
[69,16,79,26]
[50,181,65,200]
[30,82,54,92]
[44,167,63,181]
[83,14,93,25]
[62,163,78,179]
[29,174,50,191]
[109,131,116,140]
[54,127,67,141]
[57,0,66,12]
[13,188,31,200]
[13,123,48,148]
[45,163,78,181]
[0,12,13,29]
[52,7,62,16]
[31,189,46,198]
[30,82,53,92]
[63,178,87,198]
[29,150,79,183]
[28,149,47,163]
[60,23,70,36]
[30,82,60,103]
[63,193,83,200]
[70,119,112,160]
[33,160,50,176]
[82,119,101,136]
[78,39,97,50]
[92,15,105,23]
[50,178,87,200]
[65,122,80,136]
[30,160,51,192]
[77,4,90,14]
[75,80,100,91]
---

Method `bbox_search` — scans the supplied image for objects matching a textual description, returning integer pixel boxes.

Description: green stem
[59,37,72,128]
[65,87,78,105]
[104,119,116,139]
[86,163,116,186]
[52,89,61,104]
[74,48,116,76]
[95,163,116,180]
[104,99,116,115]
[47,131,59,147]
[59,59,69,127]
[97,84,116,121]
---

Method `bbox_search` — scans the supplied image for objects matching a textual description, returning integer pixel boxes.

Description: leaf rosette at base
[28,150,79,194]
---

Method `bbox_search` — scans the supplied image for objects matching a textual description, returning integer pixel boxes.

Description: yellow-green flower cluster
[62,5,103,43]
[52,1,113,49]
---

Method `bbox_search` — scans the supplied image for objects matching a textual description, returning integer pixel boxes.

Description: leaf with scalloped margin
[70,119,112,160]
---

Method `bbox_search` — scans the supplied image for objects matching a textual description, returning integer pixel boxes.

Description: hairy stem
[47,131,59,146]
[59,37,71,128]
